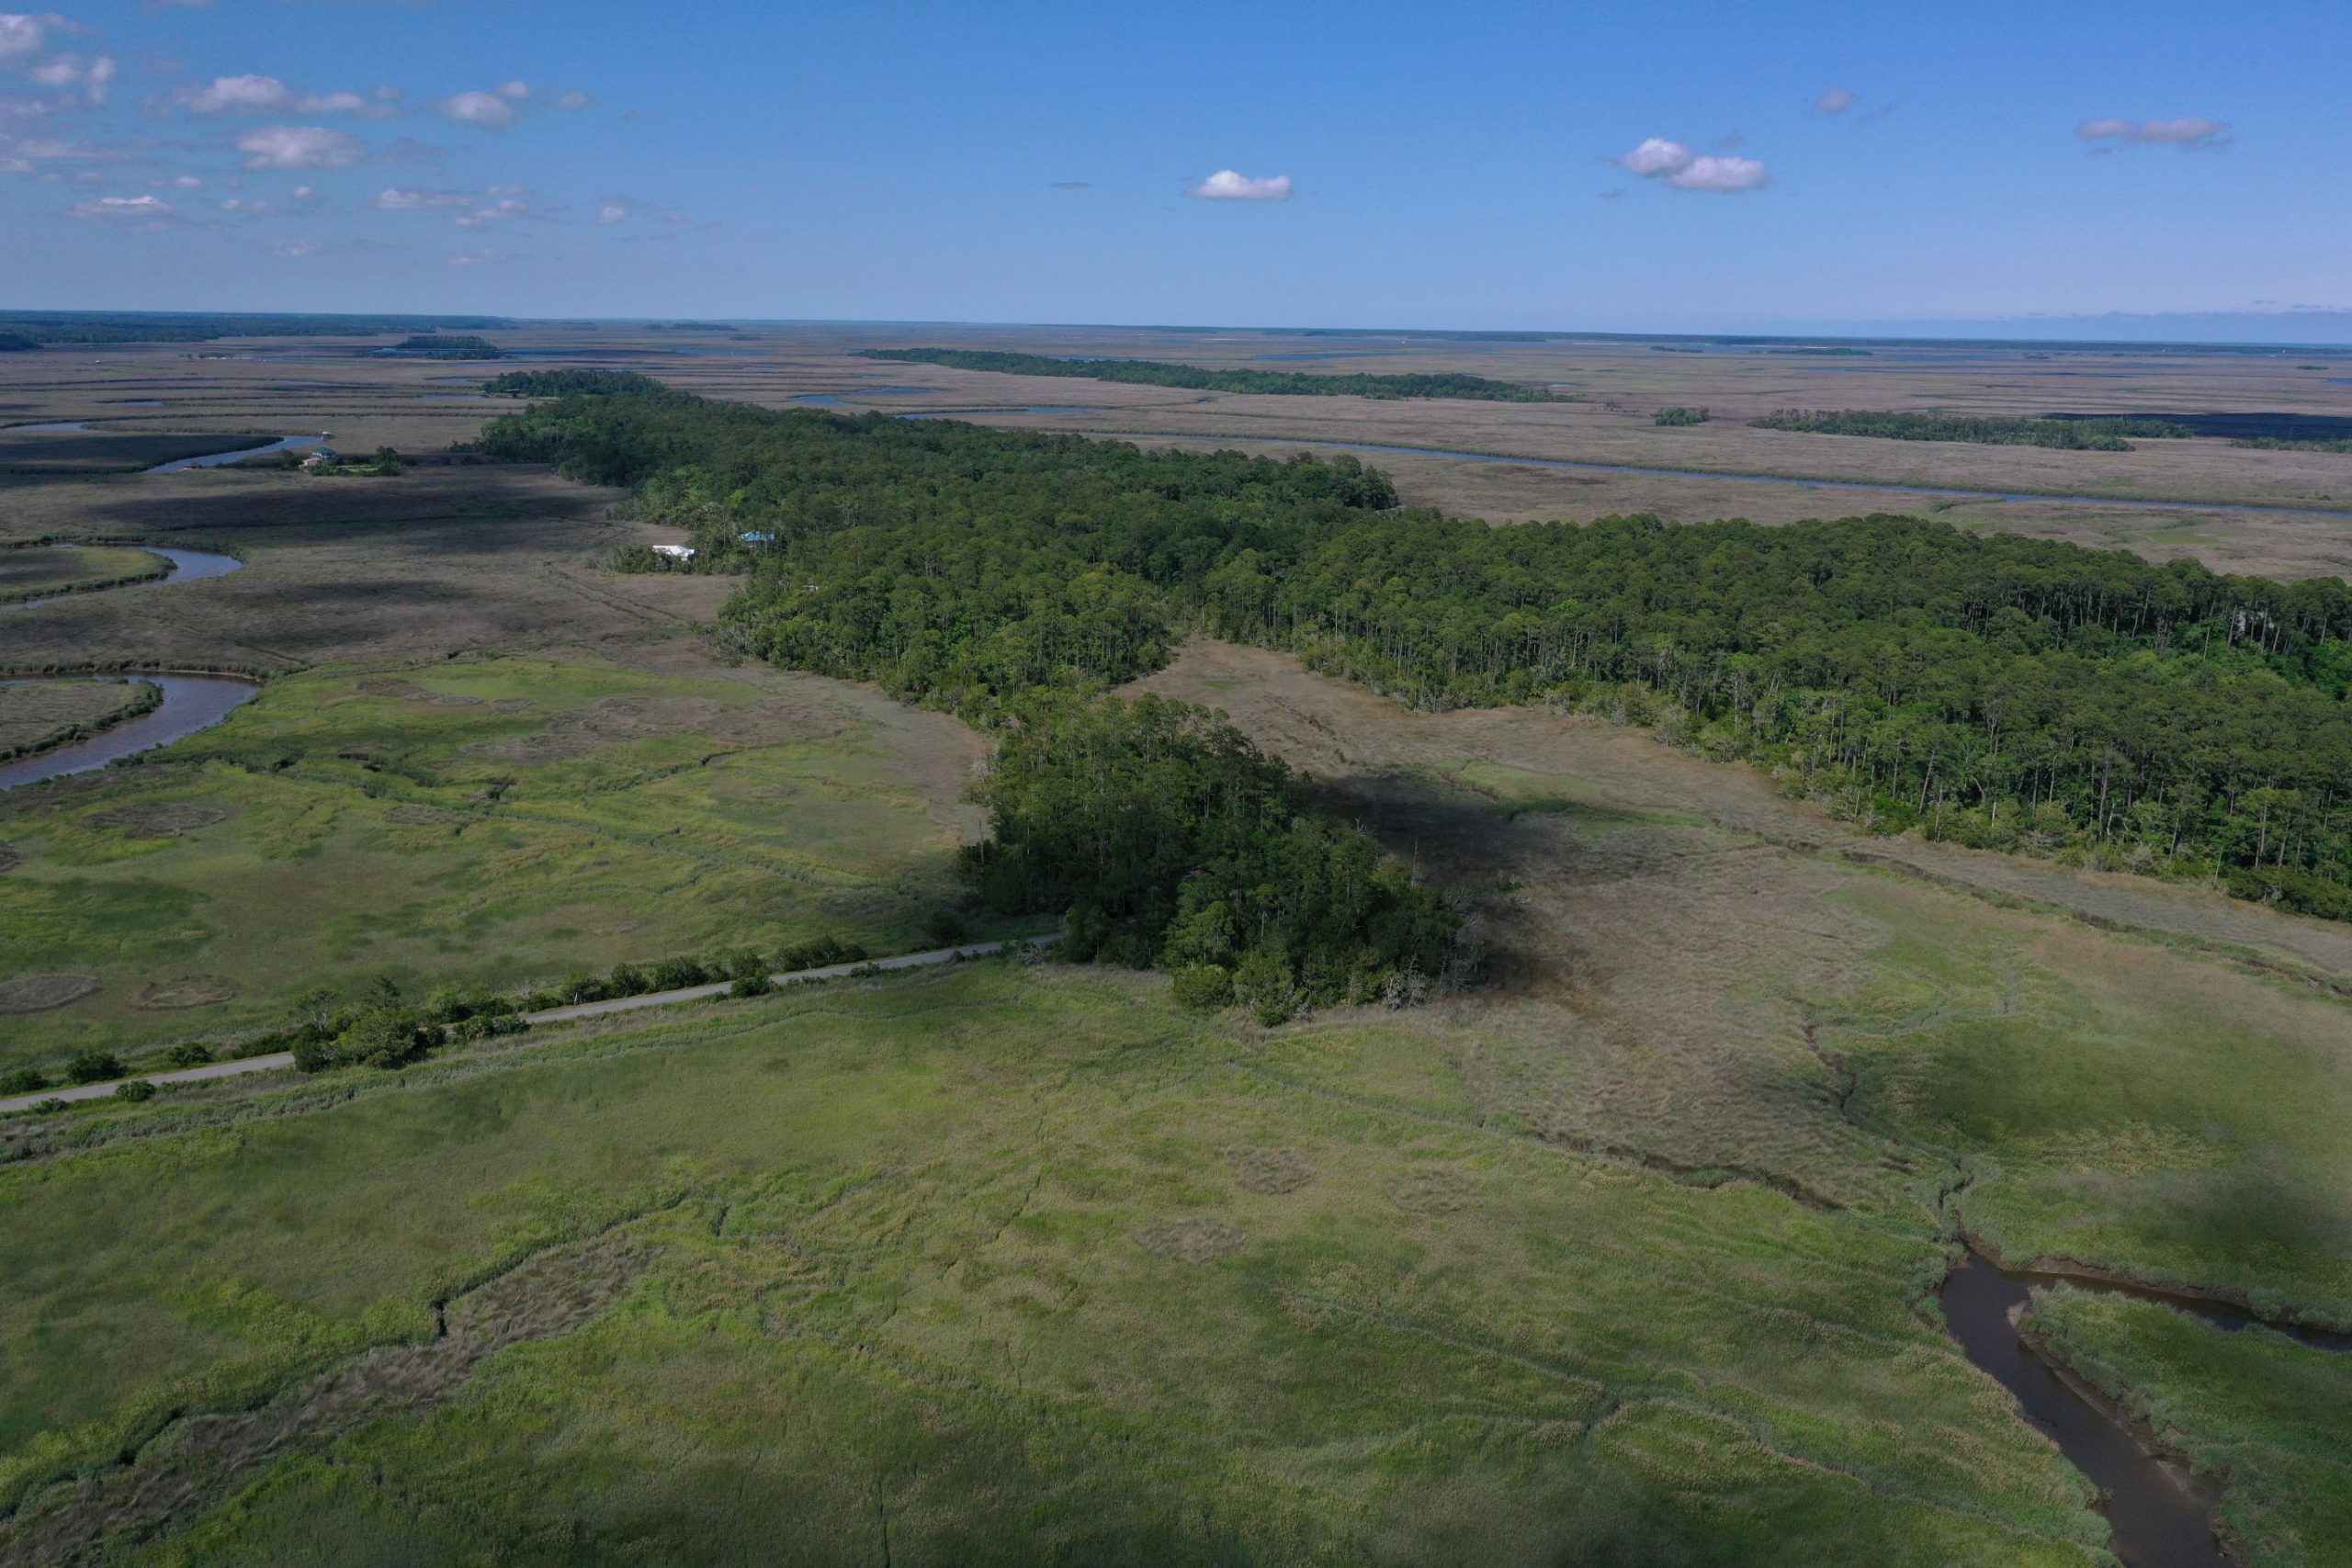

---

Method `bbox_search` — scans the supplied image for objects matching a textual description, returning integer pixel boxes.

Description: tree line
[1751,410,2195,450]
[858,347,1574,401]
[480,379,2352,923]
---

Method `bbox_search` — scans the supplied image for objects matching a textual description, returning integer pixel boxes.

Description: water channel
[0,674,260,791]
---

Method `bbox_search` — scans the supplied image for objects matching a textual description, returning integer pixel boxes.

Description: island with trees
[857,346,1576,400]
[1752,409,2194,450]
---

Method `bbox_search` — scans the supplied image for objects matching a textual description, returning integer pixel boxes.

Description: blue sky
[5,0,2349,337]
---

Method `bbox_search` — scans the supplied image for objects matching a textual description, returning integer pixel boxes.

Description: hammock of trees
[1751,410,2194,450]
[483,369,667,398]
[858,347,1574,401]
[481,378,2352,923]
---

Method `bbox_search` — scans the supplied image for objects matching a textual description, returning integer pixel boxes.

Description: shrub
[719,947,770,981]
[32,1098,68,1115]
[1,1067,49,1095]
[336,1008,436,1069]
[730,974,775,998]
[1234,945,1298,1027]
[64,1050,125,1085]
[162,1043,215,1069]
[1170,964,1234,1011]
[776,935,865,972]
[648,956,708,990]
[922,908,971,947]
[291,1034,337,1072]
[1654,406,1710,426]
[115,1079,158,1103]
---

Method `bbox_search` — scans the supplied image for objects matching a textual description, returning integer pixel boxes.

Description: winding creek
[148,434,324,472]
[0,673,259,790]
[1942,1255,2228,1568]
[2,547,259,789]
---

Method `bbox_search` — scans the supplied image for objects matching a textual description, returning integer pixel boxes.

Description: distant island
[382,334,506,360]
[858,347,1576,401]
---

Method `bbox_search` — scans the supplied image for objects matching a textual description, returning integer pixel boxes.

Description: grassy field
[0,679,152,758]
[0,653,980,1073]
[1129,638,2352,1557]
[0,546,165,605]
[0,964,2112,1566]
[2026,1290,2352,1568]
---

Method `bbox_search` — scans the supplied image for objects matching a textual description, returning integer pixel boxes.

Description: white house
[651,544,697,565]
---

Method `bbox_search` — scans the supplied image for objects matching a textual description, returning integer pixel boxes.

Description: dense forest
[1752,409,2195,450]
[481,379,2352,923]
[859,347,1573,401]
[0,333,37,353]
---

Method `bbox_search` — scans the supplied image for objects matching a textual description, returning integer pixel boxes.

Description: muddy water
[1942,1253,2233,1568]
[0,675,260,790]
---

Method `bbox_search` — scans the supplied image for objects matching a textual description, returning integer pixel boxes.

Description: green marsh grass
[0,654,967,1071]
[5,966,2109,1565]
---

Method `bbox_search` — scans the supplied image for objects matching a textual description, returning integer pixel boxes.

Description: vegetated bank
[857,346,1576,401]
[1751,410,2195,450]
[480,378,2352,923]
[2234,436,2352,454]
[380,334,505,360]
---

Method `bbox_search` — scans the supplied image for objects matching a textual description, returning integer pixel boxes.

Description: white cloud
[1185,168,1292,201]
[31,51,110,103]
[1616,137,1769,192]
[236,123,366,169]
[377,183,539,228]
[69,191,172,220]
[1615,137,1692,176]
[187,73,292,112]
[595,199,631,223]
[372,184,469,209]
[0,13,66,62]
[437,89,516,129]
[455,195,530,228]
[1816,87,1857,114]
[2076,116,2228,149]
[272,238,318,258]
[496,79,529,99]
[289,183,314,199]
[555,89,591,111]
[0,128,106,170]
[184,73,392,116]
[448,246,512,265]
[1667,153,1770,192]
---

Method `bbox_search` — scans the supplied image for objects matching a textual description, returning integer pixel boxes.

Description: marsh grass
[0,655,968,1070]
[2,966,2109,1564]
[2026,1290,2352,1568]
